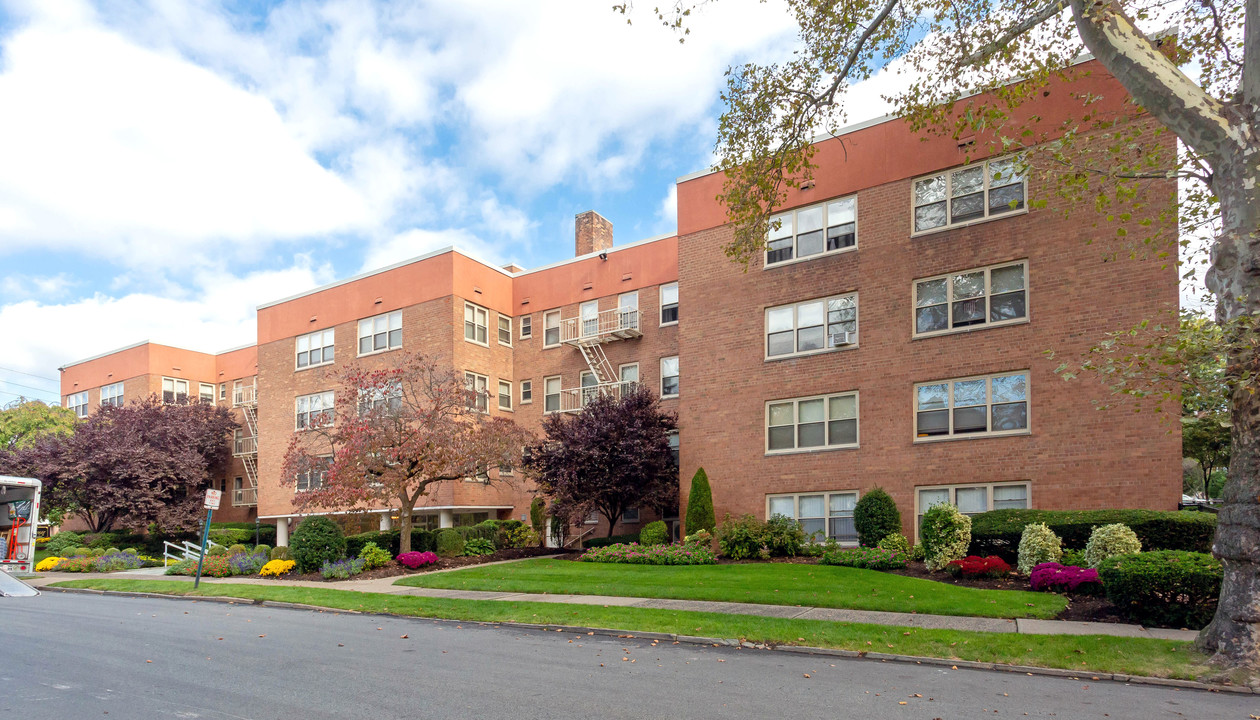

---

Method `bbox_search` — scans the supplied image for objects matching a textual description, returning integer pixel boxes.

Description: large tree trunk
[397,497,413,555]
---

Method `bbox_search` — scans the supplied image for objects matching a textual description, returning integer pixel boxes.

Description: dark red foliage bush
[944,555,1011,578]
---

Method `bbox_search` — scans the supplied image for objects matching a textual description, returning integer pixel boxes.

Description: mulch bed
[277,546,561,583]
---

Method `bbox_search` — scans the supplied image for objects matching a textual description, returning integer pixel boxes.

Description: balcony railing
[233,486,257,507]
[232,383,257,407]
[233,434,257,456]
[548,381,635,414]
[559,308,642,345]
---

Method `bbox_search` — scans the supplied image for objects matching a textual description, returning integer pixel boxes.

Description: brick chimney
[575,210,613,257]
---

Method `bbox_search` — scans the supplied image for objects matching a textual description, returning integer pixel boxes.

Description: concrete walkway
[26,562,1199,642]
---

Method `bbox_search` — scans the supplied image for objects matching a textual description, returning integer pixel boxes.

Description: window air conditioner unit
[828,331,855,347]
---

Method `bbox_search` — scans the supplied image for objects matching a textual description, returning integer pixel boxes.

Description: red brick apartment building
[59,60,1180,545]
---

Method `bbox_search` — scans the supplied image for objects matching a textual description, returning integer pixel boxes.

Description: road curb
[42,585,1252,695]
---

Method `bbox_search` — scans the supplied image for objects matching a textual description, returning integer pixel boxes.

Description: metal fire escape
[558,307,642,411]
[231,379,259,506]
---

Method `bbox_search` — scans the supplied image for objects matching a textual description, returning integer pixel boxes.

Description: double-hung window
[619,292,639,331]
[766,293,857,359]
[915,371,1029,439]
[359,381,401,414]
[497,315,512,346]
[767,491,859,543]
[498,380,513,411]
[296,456,332,492]
[100,382,124,407]
[543,376,561,413]
[162,378,189,405]
[520,380,533,404]
[916,483,1029,536]
[543,310,561,347]
[297,328,335,368]
[668,431,679,467]
[660,356,679,398]
[199,383,215,404]
[580,371,598,406]
[520,315,532,339]
[913,155,1026,233]
[358,311,402,355]
[464,303,489,345]
[914,261,1027,336]
[660,283,678,325]
[296,391,334,430]
[219,382,226,400]
[766,392,858,453]
[67,391,89,418]
[619,363,639,389]
[465,372,489,413]
[766,196,857,266]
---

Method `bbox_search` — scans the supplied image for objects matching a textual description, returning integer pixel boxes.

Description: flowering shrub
[35,556,63,572]
[229,552,266,576]
[92,552,147,572]
[944,555,1011,578]
[684,528,713,546]
[320,557,366,580]
[819,545,907,570]
[580,542,717,565]
[876,533,911,558]
[1028,562,1102,594]
[52,557,98,573]
[1084,523,1142,568]
[1016,523,1063,575]
[397,551,439,569]
[921,504,972,572]
[259,559,297,577]
[164,555,233,577]
[359,542,392,570]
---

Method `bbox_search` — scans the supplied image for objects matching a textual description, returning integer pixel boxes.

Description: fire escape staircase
[231,382,259,507]
[559,307,642,411]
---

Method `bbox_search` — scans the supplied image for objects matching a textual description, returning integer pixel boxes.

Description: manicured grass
[51,579,1208,680]
[393,558,1066,619]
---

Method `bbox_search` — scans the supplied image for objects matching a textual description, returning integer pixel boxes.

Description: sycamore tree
[15,398,235,532]
[523,383,678,538]
[622,0,1256,669]
[280,353,532,555]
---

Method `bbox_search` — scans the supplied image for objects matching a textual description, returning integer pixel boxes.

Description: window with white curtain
[767,491,859,543]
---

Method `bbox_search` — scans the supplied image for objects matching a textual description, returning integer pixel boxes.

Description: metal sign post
[194,489,222,589]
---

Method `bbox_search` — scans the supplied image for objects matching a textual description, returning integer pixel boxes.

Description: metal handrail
[559,307,640,344]
[163,539,224,567]
[551,381,635,413]
[232,383,257,407]
[233,486,258,507]
[233,434,257,456]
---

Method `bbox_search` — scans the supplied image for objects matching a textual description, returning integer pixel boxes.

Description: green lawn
[50,579,1208,680]
[393,559,1066,619]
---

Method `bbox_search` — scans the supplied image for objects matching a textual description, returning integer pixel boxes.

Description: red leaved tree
[280,352,533,555]
[524,383,678,538]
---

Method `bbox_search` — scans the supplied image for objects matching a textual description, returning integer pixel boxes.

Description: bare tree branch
[961,0,1069,66]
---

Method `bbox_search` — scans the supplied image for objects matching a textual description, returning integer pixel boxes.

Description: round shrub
[1029,562,1102,595]
[105,547,121,555]
[763,514,806,557]
[920,503,972,572]
[253,544,271,557]
[717,514,765,560]
[853,488,902,547]
[289,517,347,574]
[436,528,465,558]
[908,543,925,562]
[123,548,139,555]
[397,551,438,569]
[73,546,94,558]
[227,544,248,556]
[359,541,392,569]
[207,544,229,557]
[1099,551,1222,629]
[876,532,910,558]
[945,555,1011,578]
[1084,523,1141,568]
[639,520,669,546]
[270,545,292,561]
[44,531,83,556]
[1017,523,1063,575]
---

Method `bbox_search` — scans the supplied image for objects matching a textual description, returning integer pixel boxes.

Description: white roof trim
[58,340,152,371]
[514,232,675,277]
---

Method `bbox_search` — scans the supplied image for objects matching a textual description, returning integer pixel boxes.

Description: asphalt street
[2,592,1254,719]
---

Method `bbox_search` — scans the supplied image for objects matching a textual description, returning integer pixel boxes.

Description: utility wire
[0,365,58,383]
[0,379,61,396]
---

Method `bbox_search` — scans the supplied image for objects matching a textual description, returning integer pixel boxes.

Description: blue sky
[0,0,814,404]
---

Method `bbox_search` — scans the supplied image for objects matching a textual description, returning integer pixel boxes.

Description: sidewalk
[26,565,1199,642]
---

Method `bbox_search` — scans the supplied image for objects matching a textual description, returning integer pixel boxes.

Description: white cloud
[657,184,678,228]
[359,228,513,273]
[0,273,76,301]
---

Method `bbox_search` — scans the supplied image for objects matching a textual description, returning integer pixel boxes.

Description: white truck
[1,475,40,576]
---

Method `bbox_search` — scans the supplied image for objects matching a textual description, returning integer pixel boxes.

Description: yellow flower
[260,559,296,577]
[35,557,63,572]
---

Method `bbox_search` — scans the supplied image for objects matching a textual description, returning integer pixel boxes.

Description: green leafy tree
[622,0,1255,669]
[0,400,76,452]
[1184,416,1231,501]
[684,467,715,535]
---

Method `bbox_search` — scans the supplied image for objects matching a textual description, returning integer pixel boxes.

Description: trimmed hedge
[345,530,437,557]
[968,509,1216,562]
[436,529,465,558]
[290,517,346,574]
[584,533,639,549]
[639,521,669,546]
[1099,551,1222,629]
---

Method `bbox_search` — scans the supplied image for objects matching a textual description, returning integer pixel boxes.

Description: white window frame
[199,383,215,404]
[520,315,532,339]
[914,482,1030,542]
[911,154,1028,236]
[619,362,639,387]
[765,292,858,361]
[465,372,489,413]
[543,375,562,414]
[295,391,334,431]
[914,371,1030,442]
[618,291,640,330]
[358,381,402,415]
[296,455,332,493]
[543,310,561,348]
[913,261,1029,338]
[579,300,600,338]
[765,391,859,454]
[100,382,124,408]
[764,195,858,268]
[520,379,533,405]
[161,377,189,405]
[766,491,861,543]
[296,328,336,370]
[358,310,402,356]
[498,380,513,411]
[219,382,226,400]
[67,391,89,418]
[497,314,512,347]
[464,302,490,347]
[660,356,679,398]
[659,283,679,326]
